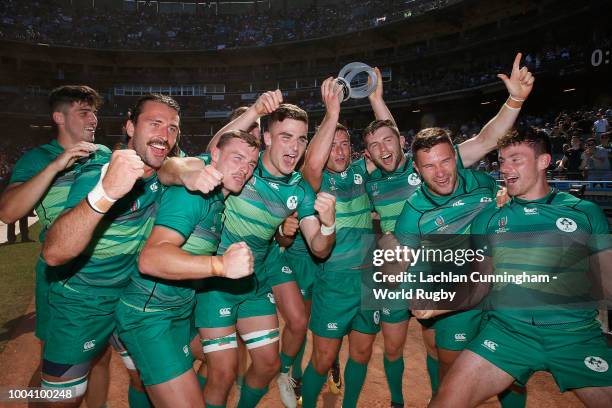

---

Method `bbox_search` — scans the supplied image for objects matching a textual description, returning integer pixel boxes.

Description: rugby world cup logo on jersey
[435,215,448,232]
[556,217,577,232]
[407,173,421,186]
[495,216,509,233]
[584,356,609,373]
[287,196,298,210]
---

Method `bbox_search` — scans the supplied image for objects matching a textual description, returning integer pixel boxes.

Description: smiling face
[414,142,458,196]
[263,118,308,176]
[364,125,405,173]
[126,100,180,170]
[326,129,351,173]
[499,142,551,199]
[54,101,98,143]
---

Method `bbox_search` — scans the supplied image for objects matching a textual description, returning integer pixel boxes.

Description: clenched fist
[221,242,254,279]
[52,141,97,172]
[182,165,223,194]
[281,212,299,237]
[254,89,283,117]
[102,149,145,200]
[314,192,336,228]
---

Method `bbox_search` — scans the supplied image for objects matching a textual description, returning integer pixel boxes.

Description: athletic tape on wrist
[87,163,116,213]
[503,102,521,111]
[509,95,525,103]
[202,332,238,353]
[320,222,336,236]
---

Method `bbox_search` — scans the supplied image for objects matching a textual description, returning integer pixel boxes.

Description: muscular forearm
[139,243,221,280]
[459,97,522,167]
[158,157,204,186]
[207,106,260,152]
[42,200,104,266]
[302,110,339,191]
[307,231,335,258]
[0,165,60,223]
[369,97,395,124]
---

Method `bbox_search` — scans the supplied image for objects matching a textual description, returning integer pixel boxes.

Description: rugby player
[40,94,180,408]
[115,130,259,408]
[299,77,378,408]
[363,54,533,407]
[158,92,336,408]
[0,85,112,408]
[429,129,612,407]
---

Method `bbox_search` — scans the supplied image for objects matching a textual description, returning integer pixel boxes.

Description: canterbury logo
[327,322,338,330]
[452,200,465,207]
[219,308,231,316]
[83,340,96,351]
[454,333,467,341]
[482,340,497,352]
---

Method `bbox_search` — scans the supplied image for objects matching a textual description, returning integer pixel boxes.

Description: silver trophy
[335,62,378,102]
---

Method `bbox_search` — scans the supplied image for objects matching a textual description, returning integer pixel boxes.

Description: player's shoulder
[553,191,606,220]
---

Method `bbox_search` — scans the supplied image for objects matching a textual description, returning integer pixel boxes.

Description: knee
[284,313,307,335]
[350,348,372,365]
[209,364,237,386]
[313,347,336,372]
[384,341,404,361]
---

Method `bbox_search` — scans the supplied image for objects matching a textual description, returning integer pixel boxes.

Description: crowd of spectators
[0,0,454,50]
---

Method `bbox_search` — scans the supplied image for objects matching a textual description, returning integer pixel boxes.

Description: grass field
[0,222,40,353]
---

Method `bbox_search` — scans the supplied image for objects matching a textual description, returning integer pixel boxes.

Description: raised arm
[302,77,342,192]
[0,142,97,223]
[368,67,396,125]
[42,149,144,266]
[206,89,283,152]
[139,226,253,280]
[458,53,535,167]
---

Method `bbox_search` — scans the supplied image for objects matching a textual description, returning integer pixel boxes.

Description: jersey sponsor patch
[584,356,609,373]
[556,217,577,232]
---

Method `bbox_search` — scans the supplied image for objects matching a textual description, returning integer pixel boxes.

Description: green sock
[280,351,295,374]
[236,382,268,408]
[499,388,527,408]
[426,355,440,395]
[301,362,327,408]
[384,354,404,404]
[342,358,367,408]
[197,373,207,390]
[205,404,225,408]
[292,339,306,380]
[128,385,152,408]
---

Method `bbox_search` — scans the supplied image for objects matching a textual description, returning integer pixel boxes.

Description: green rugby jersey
[9,140,110,241]
[394,168,498,244]
[471,189,612,324]
[318,160,375,273]
[121,186,225,311]
[59,152,162,295]
[365,148,464,233]
[218,156,316,269]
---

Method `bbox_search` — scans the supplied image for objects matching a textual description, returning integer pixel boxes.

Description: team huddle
[0,53,610,408]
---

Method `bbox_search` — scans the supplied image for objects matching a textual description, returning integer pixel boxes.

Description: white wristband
[87,163,116,214]
[320,222,335,236]
[278,224,285,237]
[503,102,521,111]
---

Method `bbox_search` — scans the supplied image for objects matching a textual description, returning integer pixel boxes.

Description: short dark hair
[269,104,308,127]
[229,106,249,122]
[497,128,551,155]
[130,94,180,124]
[335,123,350,135]
[49,85,103,112]
[411,127,453,154]
[362,119,400,143]
[217,129,261,150]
